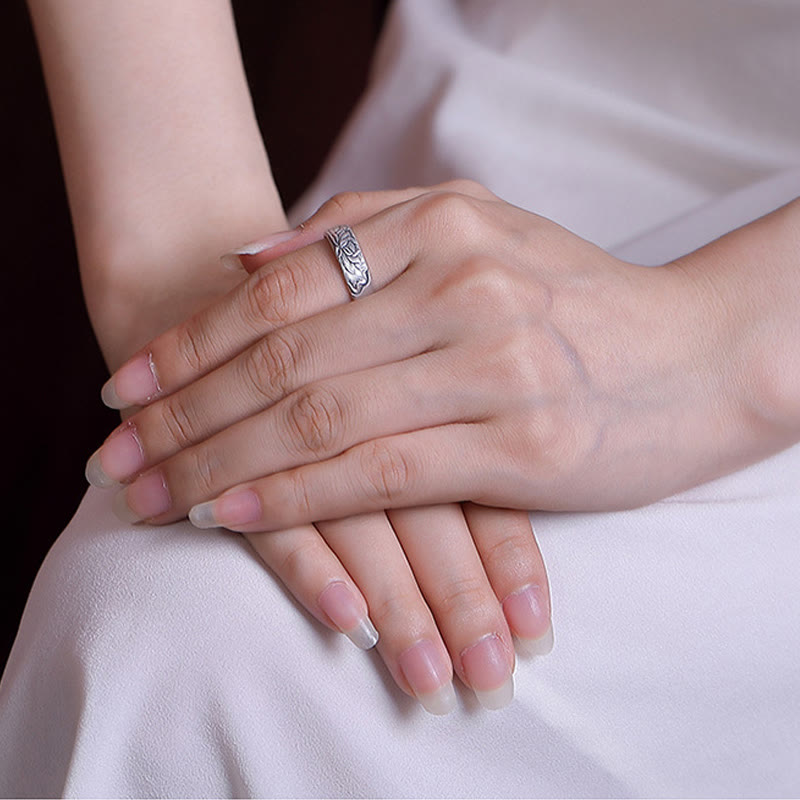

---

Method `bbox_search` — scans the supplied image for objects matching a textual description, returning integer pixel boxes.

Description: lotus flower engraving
[325,225,371,297]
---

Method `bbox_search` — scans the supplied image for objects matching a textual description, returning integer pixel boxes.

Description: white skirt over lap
[2,1,799,796]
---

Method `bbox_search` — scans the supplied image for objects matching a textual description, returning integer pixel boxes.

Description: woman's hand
[87,183,555,713]
[91,181,791,530]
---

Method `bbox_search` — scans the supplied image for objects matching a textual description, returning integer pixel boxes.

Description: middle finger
[107,349,475,524]
[87,270,433,486]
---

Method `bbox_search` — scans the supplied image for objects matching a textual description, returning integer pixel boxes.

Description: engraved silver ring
[324,224,372,299]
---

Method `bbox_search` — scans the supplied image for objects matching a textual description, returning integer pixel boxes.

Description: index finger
[101,216,405,410]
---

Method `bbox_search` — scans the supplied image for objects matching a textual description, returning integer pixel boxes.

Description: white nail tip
[516,626,554,658]
[188,502,218,529]
[418,682,458,716]
[344,618,379,650]
[85,449,119,489]
[220,253,246,272]
[111,490,141,524]
[474,675,514,711]
[100,378,128,410]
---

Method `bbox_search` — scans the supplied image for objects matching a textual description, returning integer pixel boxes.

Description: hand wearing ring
[86,178,781,702]
[89,175,776,537]
[86,182,556,713]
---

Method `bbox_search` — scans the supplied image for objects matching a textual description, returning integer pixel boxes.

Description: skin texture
[100,185,800,531]
[30,2,552,712]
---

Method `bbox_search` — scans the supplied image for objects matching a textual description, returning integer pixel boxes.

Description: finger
[461,504,554,657]
[388,504,515,710]
[99,212,416,411]
[231,180,497,274]
[185,424,507,533]
[316,512,458,715]
[99,186,492,410]
[108,352,477,523]
[241,525,379,651]
[233,188,429,274]
[86,273,436,485]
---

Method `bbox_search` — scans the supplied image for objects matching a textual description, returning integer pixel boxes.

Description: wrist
[669,198,800,460]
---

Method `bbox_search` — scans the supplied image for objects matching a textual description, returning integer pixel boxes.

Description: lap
[2,440,799,797]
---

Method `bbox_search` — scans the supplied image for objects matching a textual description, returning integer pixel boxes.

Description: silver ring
[324,224,372,299]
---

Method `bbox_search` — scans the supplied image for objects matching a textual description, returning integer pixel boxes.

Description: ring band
[324,224,372,299]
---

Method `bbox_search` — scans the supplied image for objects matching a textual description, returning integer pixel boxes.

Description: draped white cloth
[2,1,799,796]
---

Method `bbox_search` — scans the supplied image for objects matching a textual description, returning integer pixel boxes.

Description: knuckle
[175,321,214,376]
[246,263,300,328]
[436,575,490,615]
[243,330,300,402]
[368,588,426,631]
[277,537,328,586]
[286,386,345,456]
[412,191,486,242]
[285,469,313,518]
[360,441,412,504]
[438,178,493,199]
[186,446,221,497]
[159,393,199,449]
[434,256,520,315]
[317,190,367,222]
[515,413,581,479]
[481,529,534,576]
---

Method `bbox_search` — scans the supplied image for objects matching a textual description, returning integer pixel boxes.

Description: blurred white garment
[1,1,799,797]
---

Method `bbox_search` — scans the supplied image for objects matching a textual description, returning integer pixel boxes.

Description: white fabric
[2,1,799,797]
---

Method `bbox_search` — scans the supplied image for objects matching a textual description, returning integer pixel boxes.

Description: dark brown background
[0,0,389,672]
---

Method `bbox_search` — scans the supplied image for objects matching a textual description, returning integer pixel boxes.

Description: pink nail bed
[102,352,160,409]
[398,639,457,715]
[502,584,550,641]
[221,230,301,271]
[317,582,379,650]
[215,490,261,526]
[399,639,450,696]
[318,582,364,631]
[461,634,512,693]
[99,427,144,482]
[124,472,171,521]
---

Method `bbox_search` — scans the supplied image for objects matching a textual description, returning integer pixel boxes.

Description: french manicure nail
[112,472,171,524]
[461,634,514,711]
[317,581,379,650]
[102,352,160,410]
[398,639,457,715]
[515,624,554,658]
[188,489,261,530]
[220,230,301,271]
[85,426,144,487]
[502,583,550,641]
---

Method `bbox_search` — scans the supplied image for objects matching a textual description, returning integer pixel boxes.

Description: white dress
[2,1,799,796]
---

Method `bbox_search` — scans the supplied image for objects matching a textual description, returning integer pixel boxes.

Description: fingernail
[515,624,554,658]
[85,449,118,489]
[502,583,550,641]
[461,634,514,711]
[112,472,170,523]
[398,639,457,716]
[220,230,300,271]
[188,489,261,529]
[317,581,379,650]
[85,426,144,487]
[102,352,160,410]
